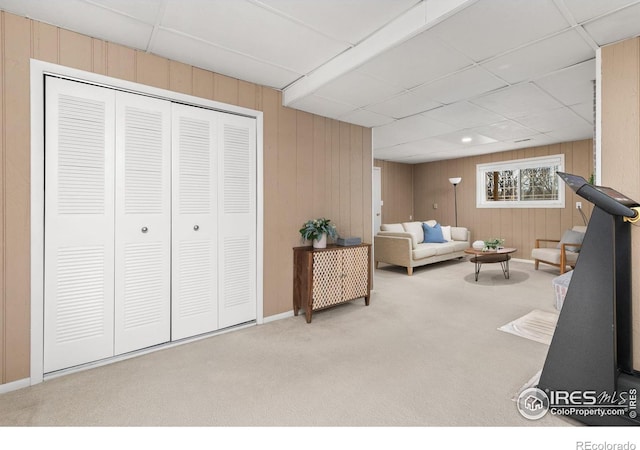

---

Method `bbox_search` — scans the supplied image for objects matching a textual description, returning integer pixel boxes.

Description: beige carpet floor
[0,258,573,427]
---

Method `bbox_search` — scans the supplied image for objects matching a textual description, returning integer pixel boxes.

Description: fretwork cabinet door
[341,246,370,301]
[312,246,370,309]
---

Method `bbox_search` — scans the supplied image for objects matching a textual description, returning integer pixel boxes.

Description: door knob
[193,225,199,231]
[141,226,148,233]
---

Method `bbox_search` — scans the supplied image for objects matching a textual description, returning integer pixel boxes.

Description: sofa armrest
[374,235,413,269]
[377,231,418,249]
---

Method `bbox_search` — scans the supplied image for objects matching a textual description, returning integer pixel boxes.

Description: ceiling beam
[282,0,477,106]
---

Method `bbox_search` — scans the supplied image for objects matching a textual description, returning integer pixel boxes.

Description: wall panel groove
[373,159,413,224]
[3,12,31,383]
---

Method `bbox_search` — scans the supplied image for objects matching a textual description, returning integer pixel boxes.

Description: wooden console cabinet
[293,244,371,323]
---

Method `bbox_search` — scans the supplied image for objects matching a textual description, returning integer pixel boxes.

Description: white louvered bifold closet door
[114,92,171,355]
[171,104,219,340]
[218,113,257,328]
[44,77,116,373]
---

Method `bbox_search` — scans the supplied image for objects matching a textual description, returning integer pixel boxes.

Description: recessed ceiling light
[461,137,472,143]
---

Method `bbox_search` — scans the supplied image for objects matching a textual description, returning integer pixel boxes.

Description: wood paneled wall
[601,37,640,370]
[0,11,372,385]
[373,159,414,224]
[411,139,594,260]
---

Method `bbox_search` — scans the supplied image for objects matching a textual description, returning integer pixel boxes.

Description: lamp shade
[449,177,462,185]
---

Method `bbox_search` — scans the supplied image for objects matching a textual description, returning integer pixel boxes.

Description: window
[476,154,565,208]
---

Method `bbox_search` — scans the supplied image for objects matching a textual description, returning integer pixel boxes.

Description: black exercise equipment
[538,172,640,425]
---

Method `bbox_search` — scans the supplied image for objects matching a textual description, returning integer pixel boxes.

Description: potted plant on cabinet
[299,218,338,249]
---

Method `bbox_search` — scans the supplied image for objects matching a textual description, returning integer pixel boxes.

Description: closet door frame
[30,60,264,385]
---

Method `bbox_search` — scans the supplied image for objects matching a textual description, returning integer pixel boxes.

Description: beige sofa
[374,220,470,275]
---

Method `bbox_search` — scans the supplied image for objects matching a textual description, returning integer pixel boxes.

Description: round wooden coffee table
[464,247,517,282]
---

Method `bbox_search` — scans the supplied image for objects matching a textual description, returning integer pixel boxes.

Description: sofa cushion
[381,223,403,232]
[423,222,447,243]
[451,227,468,241]
[532,247,579,264]
[423,220,437,227]
[412,244,438,260]
[441,225,452,242]
[451,241,469,252]
[402,221,424,245]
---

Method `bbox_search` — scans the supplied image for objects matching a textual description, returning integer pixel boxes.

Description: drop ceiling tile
[434,130,497,146]
[582,2,640,46]
[161,0,348,74]
[395,155,436,163]
[570,102,595,124]
[534,59,595,106]
[482,30,595,84]
[0,0,154,49]
[0,0,30,16]
[374,142,430,160]
[469,142,522,155]
[413,137,463,152]
[357,29,474,89]
[562,0,639,24]
[372,115,457,149]
[287,94,357,119]
[409,66,507,105]
[314,71,404,108]
[544,123,594,142]
[429,0,570,62]
[85,0,163,23]
[254,0,420,44]
[428,142,513,161]
[470,83,564,119]
[471,120,538,142]
[365,90,442,119]
[339,109,395,128]
[424,102,505,128]
[515,107,591,133]
[150,29,302,89]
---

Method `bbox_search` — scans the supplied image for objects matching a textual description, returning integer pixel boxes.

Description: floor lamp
[449,177,462,227]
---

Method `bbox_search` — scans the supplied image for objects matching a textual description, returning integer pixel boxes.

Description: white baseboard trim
[263,310,295,323]
[0,377,30,394]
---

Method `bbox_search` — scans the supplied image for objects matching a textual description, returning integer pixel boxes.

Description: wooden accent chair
[531,226,587,274]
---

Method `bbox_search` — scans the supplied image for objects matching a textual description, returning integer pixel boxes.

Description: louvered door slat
[114,92,171,355]
[44,77,116,373]
[171,104,219,340]
[218,114,257,328]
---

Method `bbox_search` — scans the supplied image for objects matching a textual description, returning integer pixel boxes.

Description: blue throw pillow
[422,222,447,243]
